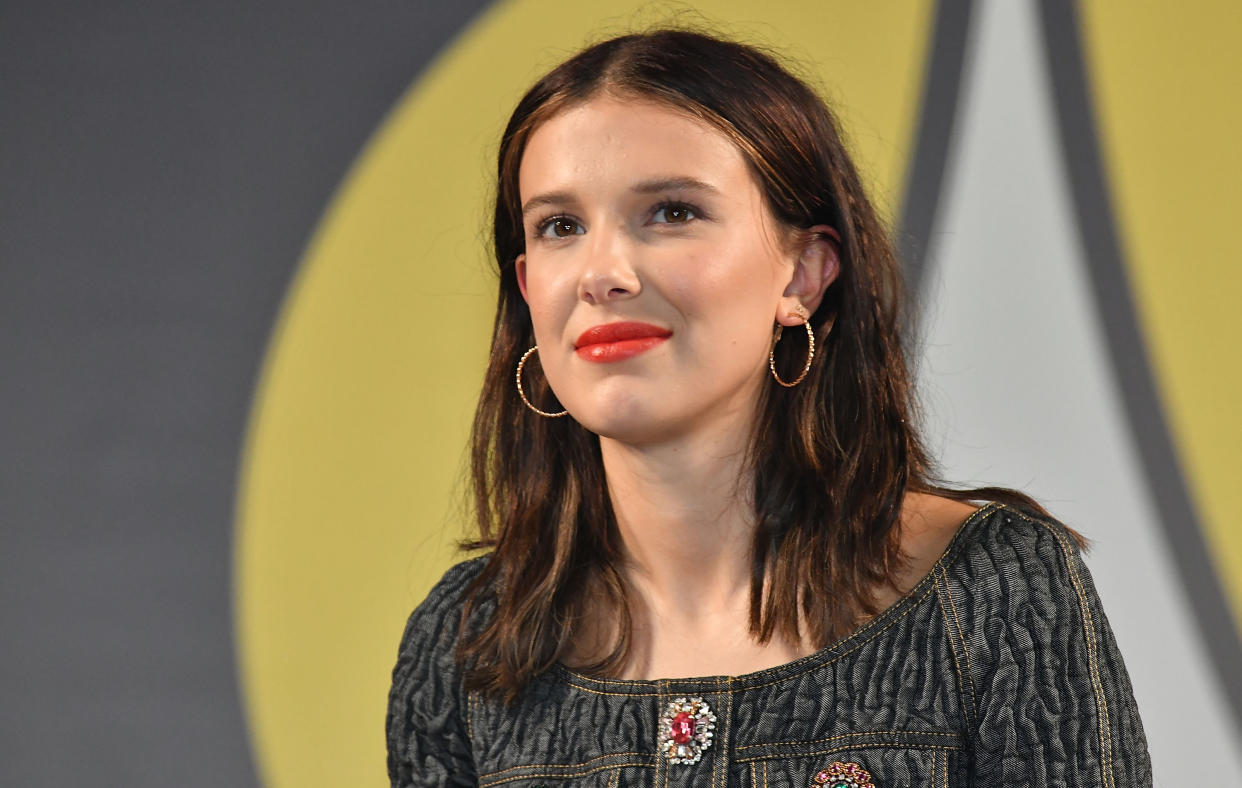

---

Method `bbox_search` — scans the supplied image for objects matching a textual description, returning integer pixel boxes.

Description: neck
[599,423,757,621]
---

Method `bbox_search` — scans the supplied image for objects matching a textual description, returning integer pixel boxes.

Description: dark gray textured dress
[387,502,1152,787]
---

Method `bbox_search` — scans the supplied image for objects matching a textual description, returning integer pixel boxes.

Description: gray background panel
[0,2,491,784]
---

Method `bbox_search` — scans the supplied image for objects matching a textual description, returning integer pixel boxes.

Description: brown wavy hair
[457,29,1062,702]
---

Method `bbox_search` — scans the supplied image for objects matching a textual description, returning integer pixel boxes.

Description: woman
[387,29,1151,787]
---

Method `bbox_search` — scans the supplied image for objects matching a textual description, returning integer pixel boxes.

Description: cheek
[522,261,578,340]
[667,245,784,323]
[658,253,783,377]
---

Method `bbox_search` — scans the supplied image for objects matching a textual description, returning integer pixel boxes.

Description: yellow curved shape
[1079,3,1242,627]
[235,1,934,785]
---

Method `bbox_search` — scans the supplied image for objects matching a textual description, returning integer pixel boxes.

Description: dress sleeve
[386,559,485,788]
[953,510,1152,787]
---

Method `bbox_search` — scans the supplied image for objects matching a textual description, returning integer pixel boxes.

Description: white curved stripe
[915,1,1242,783]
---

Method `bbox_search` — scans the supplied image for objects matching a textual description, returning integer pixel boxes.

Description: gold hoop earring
[515,346,569,417]
[769,320,815,388]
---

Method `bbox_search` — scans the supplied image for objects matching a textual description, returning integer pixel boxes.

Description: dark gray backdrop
[1,3,491,784]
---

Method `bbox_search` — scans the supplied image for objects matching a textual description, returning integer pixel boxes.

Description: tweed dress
[387,502,1152,787]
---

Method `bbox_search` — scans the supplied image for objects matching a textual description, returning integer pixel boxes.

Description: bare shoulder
[902,493,981,549]
[884,493,982,602]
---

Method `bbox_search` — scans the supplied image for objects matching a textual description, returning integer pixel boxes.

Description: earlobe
[515,254,529,302]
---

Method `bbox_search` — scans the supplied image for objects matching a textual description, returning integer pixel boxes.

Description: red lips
[574,321,672,362]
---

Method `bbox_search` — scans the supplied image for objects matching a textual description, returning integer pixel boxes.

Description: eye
[534,215,584,239]
[652,201,697,224]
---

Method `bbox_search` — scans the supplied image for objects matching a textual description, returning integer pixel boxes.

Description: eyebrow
[520,176,721,219]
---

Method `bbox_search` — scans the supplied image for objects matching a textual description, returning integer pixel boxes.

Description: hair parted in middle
[458,27,1057,703]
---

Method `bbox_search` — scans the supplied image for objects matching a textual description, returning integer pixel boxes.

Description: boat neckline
[549,500,1007,693]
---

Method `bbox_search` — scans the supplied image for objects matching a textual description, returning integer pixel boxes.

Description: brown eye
[537,216,583,239]
[653,202,696,224]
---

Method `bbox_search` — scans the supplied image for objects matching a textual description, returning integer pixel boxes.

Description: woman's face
[516,94,830,446]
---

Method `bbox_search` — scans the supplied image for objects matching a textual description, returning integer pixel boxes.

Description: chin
[571,400,678,446]
[576,413,659,445]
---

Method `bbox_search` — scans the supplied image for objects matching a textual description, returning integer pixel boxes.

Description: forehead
[518,95,756,197]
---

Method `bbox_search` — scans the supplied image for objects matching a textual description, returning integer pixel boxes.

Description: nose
[577,225,641,305]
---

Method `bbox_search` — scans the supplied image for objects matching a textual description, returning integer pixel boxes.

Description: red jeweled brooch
[810,761,875,788]
[657,696,716,764]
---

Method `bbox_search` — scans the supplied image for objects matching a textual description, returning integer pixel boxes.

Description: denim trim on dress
[933,563,978,731]
[1035,517,1116,788]
[734,729,963,762]
[478,753,655,787]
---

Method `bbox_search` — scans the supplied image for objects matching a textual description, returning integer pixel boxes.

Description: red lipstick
[574,321,672,363]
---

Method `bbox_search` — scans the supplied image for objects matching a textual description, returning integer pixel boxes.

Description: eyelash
[532,199,704,240]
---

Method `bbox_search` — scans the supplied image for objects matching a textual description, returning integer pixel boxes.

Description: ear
[515,253,529,303]
[777,225,840,325]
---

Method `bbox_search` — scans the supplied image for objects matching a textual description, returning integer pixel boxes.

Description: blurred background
[3,1,1239,785]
